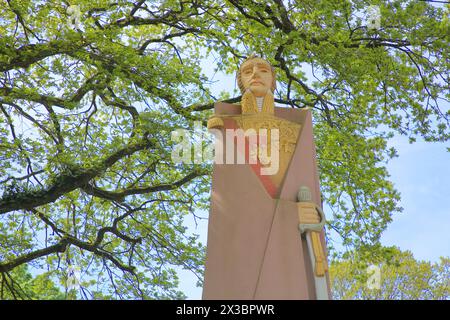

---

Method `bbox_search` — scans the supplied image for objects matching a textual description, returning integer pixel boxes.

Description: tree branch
[0,39,90,72]
[0,138,155,214]
[82,170,205,202]
[0,240,68,273]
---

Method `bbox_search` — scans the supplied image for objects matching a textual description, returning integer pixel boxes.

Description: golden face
[239,58,274,97]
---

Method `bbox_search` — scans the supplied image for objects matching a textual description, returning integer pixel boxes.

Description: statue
[202,55,330,299]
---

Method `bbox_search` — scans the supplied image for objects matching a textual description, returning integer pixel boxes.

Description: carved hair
[236,54,277,94]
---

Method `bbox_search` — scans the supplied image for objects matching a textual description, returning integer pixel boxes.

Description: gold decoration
[311,231,328,277]
[241,90,276,115]
[207,117,224,129]
[231,92,301,187]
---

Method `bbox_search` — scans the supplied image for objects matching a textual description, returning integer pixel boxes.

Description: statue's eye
[243,69,252,74]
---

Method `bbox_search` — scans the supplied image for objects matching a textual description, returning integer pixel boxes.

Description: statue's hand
[207,117,224,129]
[297,202,321,225]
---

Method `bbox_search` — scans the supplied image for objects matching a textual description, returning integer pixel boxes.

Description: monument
[202,55,330,299]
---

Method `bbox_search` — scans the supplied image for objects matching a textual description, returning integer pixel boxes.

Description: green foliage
[0,0,448,299]
[330,247,449,300]
[1,265,64,300]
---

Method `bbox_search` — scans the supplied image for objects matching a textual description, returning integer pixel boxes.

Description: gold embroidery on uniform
[231,92,301,187]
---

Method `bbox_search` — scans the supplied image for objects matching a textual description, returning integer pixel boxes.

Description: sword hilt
[297,186,329,278]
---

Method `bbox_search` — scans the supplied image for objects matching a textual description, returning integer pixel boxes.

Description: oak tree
[0,0,448,298]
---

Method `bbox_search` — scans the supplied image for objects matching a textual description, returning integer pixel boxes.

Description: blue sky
[177,53,450,300]
[381,136,449,262]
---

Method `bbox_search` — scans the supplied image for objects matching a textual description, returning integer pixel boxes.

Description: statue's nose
[251,68,261,78]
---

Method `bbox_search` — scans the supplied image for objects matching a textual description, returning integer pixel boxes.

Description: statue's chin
[249,86,269,97]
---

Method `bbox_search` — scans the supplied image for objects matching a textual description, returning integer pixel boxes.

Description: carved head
[237,55,276,97]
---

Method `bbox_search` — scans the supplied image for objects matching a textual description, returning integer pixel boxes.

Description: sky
[381,136,449,262]
[176,51,450,300]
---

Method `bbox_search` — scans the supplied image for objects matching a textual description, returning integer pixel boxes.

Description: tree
[329,247,449,300]
[0,0,448,298]
[1,264,64,299]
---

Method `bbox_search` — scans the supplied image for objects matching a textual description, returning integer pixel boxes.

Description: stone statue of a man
[203,55,330,299]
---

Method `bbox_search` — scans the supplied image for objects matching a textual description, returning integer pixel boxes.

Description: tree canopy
[330,246,449,300]
[0,0,448,298]
[0,264,64,300]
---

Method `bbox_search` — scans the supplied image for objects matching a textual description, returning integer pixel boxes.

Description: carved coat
[202,96,330,299]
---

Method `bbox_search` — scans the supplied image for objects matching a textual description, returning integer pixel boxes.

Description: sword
[297,186,330,300]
